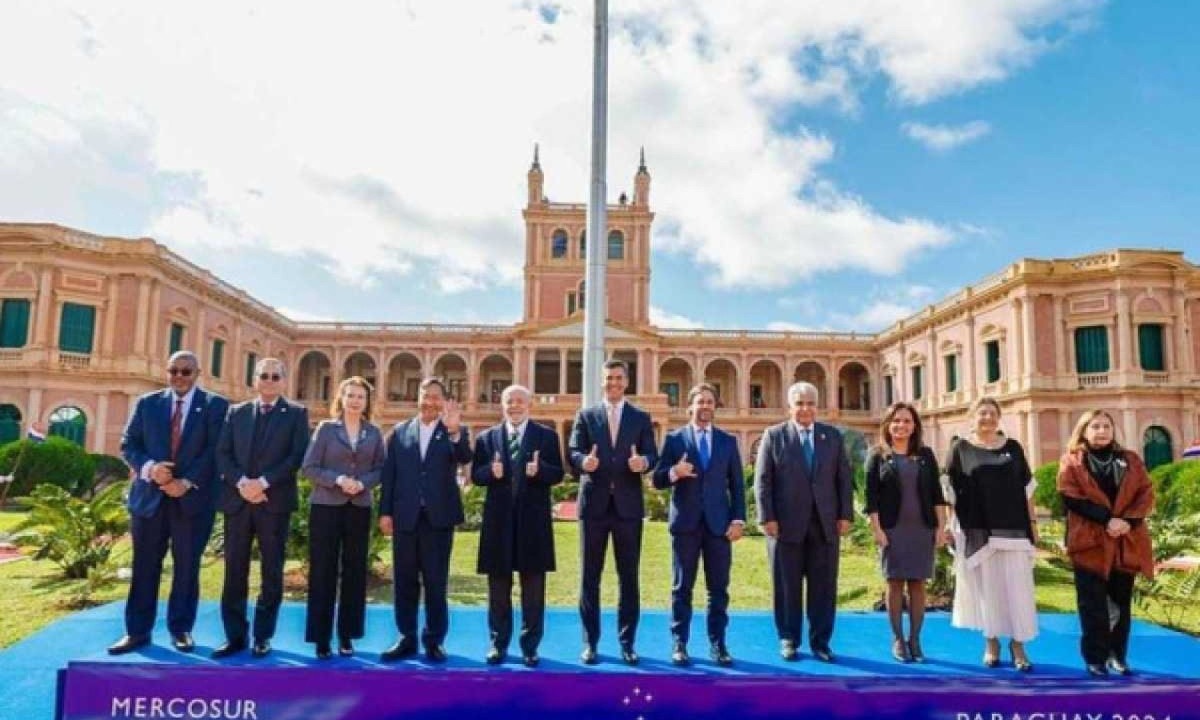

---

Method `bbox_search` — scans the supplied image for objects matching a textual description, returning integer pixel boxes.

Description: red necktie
[170,399,184,460]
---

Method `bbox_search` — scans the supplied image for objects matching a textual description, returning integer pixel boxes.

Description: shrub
[552,476,579,503]
[90,453,132,493]
[642,483,669,522]
[460,483,486,530]
[1152,461,1200,517]
[0,437,97,497]
[1033,461,1064,518]
[12,481,129,579]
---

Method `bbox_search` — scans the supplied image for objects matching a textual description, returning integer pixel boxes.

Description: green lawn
[0,519,1191,650]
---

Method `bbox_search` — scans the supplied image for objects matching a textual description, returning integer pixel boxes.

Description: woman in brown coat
[1056,409,1154,677]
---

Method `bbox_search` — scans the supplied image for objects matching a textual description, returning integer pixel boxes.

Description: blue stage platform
[2,601,1197,720]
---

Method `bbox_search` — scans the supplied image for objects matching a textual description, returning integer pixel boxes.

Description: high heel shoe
[907,639,925,664]
[982,638,1000,668]
[891,638,911,663]
[1009,641,1033,672]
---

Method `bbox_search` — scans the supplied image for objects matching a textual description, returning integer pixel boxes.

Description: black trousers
[391,510,454,646]
[220,505,290,642]
[305,503,371,644]
[1074,566,1135,665]
[488,571,546,655]
[768,518,839,651]
[125,497,198,636]
[579,502,642,647]
[670,530,732,645]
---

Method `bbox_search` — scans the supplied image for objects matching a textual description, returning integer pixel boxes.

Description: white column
[1011,298,1025,384]
[1025,408,1041,466]
[1174,289,1192,373]
[34,267,53,347]
[559,349,568,394]
[94,393,109,453]
[1021,295,1036,381]
[147,281,161,363]
[101,278,119,357]
[1122,409,1138,453]
[1116,290,1133,377]
[133,277,151,358]
[965,316,977,400]
[1053,296,1067,379]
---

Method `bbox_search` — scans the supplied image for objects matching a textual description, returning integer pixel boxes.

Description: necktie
[608,404,619,445]
[697,428,711,471]
[170,399,183,460]
[508,430,522,461]
[261,402,274,415]
[801,428,814,473]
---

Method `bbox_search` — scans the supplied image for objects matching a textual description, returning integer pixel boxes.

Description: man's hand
[238,478,265,504]
[761,520,779,538]
[837,519,852,537]
[442,399,462,436]
[378,516,393,537]
[872,526,889,548]
[150,461,175,485]
[628,444,648,473]
[160,479,187,498]
[491,451,505,480]
[725,522,744,542]
[581,444,599,473]
[525,450,541,478]
[672,452,695,481]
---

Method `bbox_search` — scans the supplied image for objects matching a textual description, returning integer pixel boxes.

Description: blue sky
[1,1,1196,331]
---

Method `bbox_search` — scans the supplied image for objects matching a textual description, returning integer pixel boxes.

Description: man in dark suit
[568,359,658,665]
[754,381,853,663]
[470,384,564,667]
[212,357,310,659]
[109,351,227,655]
[653,383,745,666]
[378,377,471,662]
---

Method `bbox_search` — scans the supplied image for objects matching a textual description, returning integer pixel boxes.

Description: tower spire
[637,146,646,173]
[531,142,541,171]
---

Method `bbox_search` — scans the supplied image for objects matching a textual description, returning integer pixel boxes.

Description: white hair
[787,381,819,405]
[500,384,532,403]
[255,356,288,378]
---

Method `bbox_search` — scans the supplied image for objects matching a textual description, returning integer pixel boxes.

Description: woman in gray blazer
[300,376,385,659]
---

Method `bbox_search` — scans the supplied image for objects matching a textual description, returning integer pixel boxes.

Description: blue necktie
[697,428,711,471]
[801,429,814,473]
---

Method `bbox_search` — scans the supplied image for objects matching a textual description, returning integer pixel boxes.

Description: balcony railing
[57,351,92,370]
[1142,371,1170,384]
[0,348,23,366]
[1077,373,1110,388]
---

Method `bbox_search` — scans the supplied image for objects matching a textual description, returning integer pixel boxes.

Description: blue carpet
[3,601,1198,720]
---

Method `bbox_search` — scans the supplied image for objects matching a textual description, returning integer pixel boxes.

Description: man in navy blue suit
[568,359,658,665]
[211,357,310,659]
[653,383,745,666]
[378,377,471,662]
[109,351,227,655]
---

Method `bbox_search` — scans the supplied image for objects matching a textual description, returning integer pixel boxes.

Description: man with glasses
[212,358,310,659]
[109,351,228,655]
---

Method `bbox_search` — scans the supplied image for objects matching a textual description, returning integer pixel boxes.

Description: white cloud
[902,121,993,151]
[276,306,335,323]
[0,1,1100,295]
[650,305,703,329]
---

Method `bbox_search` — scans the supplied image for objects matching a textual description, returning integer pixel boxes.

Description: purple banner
[59,662,1200,720]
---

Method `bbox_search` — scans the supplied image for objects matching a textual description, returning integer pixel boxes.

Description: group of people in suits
[106,352,1154,676]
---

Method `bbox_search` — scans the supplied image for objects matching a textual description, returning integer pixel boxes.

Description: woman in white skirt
[945,396,1039,671]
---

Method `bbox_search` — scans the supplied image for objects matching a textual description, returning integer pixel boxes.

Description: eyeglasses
[258,373,283,381]
[167,367,194,377]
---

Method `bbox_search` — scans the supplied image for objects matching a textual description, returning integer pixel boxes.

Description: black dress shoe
[316,643,333,660]
[425,644,448,662]
[522,653,540,668]
[620,645,639,666]
[1107,657,1132,676]
[337,638,354,657]
[485,646,506,665]
[812,647,836,663]
[211,640,247,659]
[107,634,150,655]
[251,639,272,658]
[1086,663,1108,677]
[670,642,690,666]
[381,637,418,662]
[710,642,733,667]
[780,639,799,661]
[580,644,599,665]
[171,632,195,653]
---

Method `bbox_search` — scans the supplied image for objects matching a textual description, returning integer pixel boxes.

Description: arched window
[1143,426,1173,470]
[551,229,568,259]
[607,230,625,260]
[0,404,21,446]
[49,406,87,446]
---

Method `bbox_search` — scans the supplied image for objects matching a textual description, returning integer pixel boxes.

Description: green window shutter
[1074,326,1109,374]
[211,339,225,378]
[607,231,624,260]
[911,366,923,400]
[0,299,31,348]
[168,323,185,355]
[1138,324,1165,371]
[945,355,958,392]
[985,340,1001,383]
[58,303,95,353]
[884,375,894,406]
[245,352,258,387]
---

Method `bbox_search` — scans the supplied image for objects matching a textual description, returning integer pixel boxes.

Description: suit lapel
[332,420,352,450]
[683,426,700,466]
[784,422,809,479]
[406,417,422,464]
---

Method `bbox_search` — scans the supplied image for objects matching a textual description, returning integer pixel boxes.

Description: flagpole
[581,0,609,407]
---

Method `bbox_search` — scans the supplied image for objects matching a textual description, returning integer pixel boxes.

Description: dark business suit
[653,424,745,645]
[471,420,564,656]
[120,387,227,639]
[568,401,658,648]
[379,417,472,648]
[300,419,386,646]
[754,420,853,652]
[215,397,310,644]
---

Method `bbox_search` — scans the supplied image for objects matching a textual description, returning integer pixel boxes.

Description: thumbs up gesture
[582,444,600,473]
[628,443,647,473]
[491,450,504,479]
[525,449,541,477]
[673,451,695,480]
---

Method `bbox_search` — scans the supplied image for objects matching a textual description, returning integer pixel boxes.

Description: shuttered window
[1138,324,1165,371]
[58,303,95,354]
[0,299,30,348]
[1074,326,1109,374]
